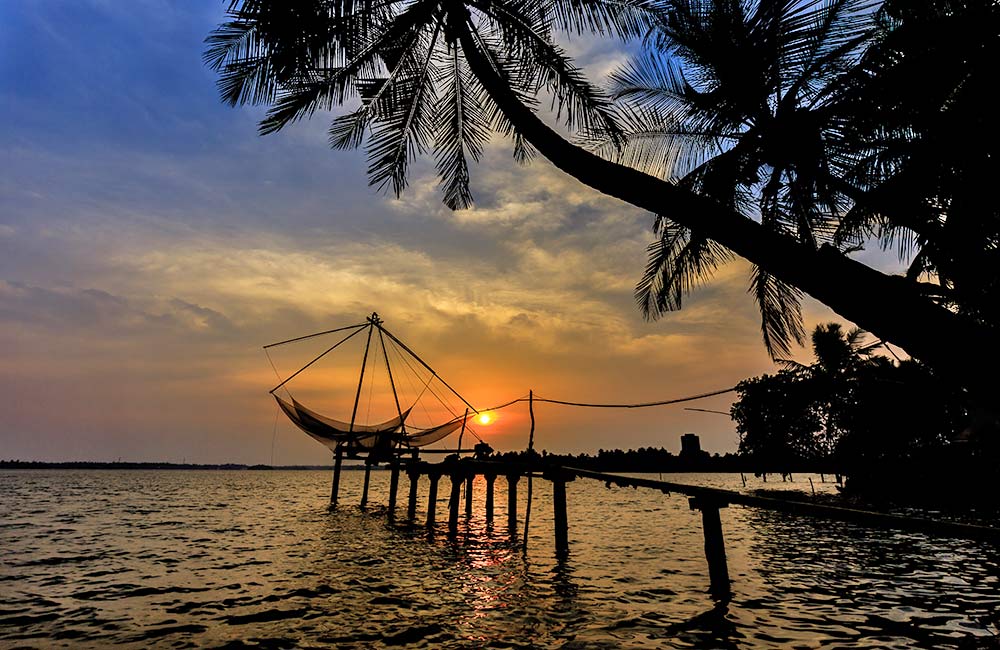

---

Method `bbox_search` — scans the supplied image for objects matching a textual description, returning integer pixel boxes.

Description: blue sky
[0,1,850,463]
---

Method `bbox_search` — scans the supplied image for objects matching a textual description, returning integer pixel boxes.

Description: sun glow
[477,413,493,426]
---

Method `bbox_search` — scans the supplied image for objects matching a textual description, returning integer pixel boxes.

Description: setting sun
[477,413,493,426]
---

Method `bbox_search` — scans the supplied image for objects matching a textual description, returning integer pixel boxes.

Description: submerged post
[465,474,474,518]
[426,473,440,526]
[448,473,462,533]
[388,459,400,517]
[507,474,519,531]
[545,468,574,554]
[485,474,496,522]
[689,498,730,598]
[553,478,568,552]
[407,466,420,520]
[330,446,344,506]
[360,461,372,508]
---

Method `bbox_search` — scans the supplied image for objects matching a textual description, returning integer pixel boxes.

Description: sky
[0,0,859,464]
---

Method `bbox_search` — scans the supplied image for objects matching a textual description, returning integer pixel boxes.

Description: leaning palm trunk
[453,18,998,404]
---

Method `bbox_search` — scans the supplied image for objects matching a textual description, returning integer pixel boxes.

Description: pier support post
[330,447,343,506]
[448,473,462,533]
[407,467,420,520]
[485,474,496,522]
[426,473,440,526]
[689,498,730,598]
[360,461,372,508]
[552,478,569,553]
[388,460,400,517]
[465,475,474,518]
[545,468,575,554]
[506,474,520,531]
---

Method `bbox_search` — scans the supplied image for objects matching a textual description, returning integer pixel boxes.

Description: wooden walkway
[329,453,1000,598]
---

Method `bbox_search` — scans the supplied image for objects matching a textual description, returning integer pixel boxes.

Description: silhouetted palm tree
[605,0,881,356]
[206,0,1000,404]
[204,0,653,209]
[779,322,883,456]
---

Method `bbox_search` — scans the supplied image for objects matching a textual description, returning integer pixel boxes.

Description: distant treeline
[487,448,839,475]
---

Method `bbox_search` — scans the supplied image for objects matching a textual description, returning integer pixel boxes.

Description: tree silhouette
[733,322,970,474]
[207,0,1000,405]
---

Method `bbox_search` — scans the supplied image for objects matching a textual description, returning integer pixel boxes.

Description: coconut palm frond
[636,217,734,318]
[750,264,806,359]
[366,23,443,196]
[476,0,624,143]
[434,47,492,209]
[548,0,661,40]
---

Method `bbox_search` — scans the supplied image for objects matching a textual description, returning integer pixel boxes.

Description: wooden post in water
[407,467,420,520]
[523,390,536,549]
[360,461,372,508]
[689,497,730,597]
[507,474,520,531]
[485,474,496,522]
[426,473,440,526]
[448,473,462,532]
[387,459,400,517]
[546,468,574,554]
[553,478,569,553]
[330,447,344,506]
[465,475,474,518]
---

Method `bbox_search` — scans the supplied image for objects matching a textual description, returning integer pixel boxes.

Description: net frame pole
[377,323,479,415]
[268,325,367,395]
[349,319,376,434]
[378,326,406,436]
[264,322,367,349]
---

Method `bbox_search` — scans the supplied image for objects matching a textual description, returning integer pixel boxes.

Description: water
[1,470,998,649]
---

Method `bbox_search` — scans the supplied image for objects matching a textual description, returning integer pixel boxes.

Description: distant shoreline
[0,460,355,471]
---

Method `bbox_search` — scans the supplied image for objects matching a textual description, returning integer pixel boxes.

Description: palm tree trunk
[456,20,999,403]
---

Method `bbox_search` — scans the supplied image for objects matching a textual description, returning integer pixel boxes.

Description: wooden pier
[328,450,1000,598]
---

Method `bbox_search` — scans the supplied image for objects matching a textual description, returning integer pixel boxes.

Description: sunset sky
[1,1,872,464]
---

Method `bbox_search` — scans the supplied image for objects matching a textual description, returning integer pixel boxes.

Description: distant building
[679,433,709,462]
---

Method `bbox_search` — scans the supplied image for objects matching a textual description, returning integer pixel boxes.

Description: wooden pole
[465,475,474,518]
[507,474,519,531]
[426,474,440,526]
[448,473,462,533]
[407,468,419,520]
[349,322,375,433]
[485,474,496,522]
[689,498,730,598]
[388,459,400,517]
[360,461,372,508]
[523,390,535,548]
[552,477,568,553]
[457,408,468,453]
[330,447,343,506]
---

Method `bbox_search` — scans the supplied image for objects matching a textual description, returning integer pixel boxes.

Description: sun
[477,412,493,426]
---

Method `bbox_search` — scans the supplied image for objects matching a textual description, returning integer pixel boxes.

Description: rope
[270,401,280,466]
[263,349,293,398]
[480,387,735,412]
[533,387,736,408]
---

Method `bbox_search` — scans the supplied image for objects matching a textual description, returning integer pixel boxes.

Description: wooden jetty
[327,449,1000,598]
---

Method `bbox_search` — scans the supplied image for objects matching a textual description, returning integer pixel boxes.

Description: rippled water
[2,470,999,649]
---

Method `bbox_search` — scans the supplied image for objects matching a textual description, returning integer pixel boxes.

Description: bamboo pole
[523,390,535,549]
